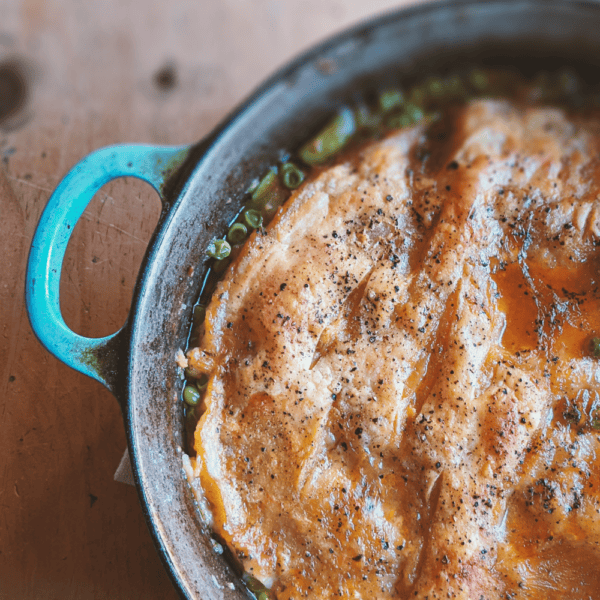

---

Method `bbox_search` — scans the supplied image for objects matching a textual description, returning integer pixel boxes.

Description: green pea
[378,88,404,113]
[183,384,201,406]
[256,592,270,600]
[206,238,231,260]
[196,374,209,392]
[591,411,600,430]
[591,337,600,357]
[228,223,248,245]
[280,162,305,189]
[299,107,356,165]
[243,575,265,593]
[243,209,263,229]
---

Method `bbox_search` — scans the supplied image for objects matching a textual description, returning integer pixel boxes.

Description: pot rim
[84,0,600,597]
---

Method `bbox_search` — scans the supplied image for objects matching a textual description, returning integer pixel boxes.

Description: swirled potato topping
[187,99,600,600]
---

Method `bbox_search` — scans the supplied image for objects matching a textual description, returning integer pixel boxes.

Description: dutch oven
[25,0,600,597]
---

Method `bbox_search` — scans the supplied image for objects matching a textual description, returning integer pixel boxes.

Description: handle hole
[60,177,162,338]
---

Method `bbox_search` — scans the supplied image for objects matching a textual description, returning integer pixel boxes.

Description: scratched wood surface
[0,0,417,598]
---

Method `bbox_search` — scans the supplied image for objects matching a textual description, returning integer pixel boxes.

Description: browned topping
[188,99,600,599]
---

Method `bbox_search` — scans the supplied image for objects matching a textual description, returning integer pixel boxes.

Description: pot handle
[25,143,192,396]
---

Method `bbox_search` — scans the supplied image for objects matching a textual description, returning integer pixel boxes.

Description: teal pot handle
[25,144,192,396]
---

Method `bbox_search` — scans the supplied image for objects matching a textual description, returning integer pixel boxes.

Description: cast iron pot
[25,0,600,597]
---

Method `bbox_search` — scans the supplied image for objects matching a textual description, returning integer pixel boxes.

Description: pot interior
[125,1,600,597]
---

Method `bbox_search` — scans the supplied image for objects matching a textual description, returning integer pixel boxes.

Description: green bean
[299,107,356,165]
[183,384,201,406]
[378,88,404,113]
[257,592,271,600]
[591,337,600,358]
[228,223,248,245]
[246,178,260,194]
[243,209,263,229]
[252,169,277,203]
[280,162,305,189]
[206,238,231,260]
[592,410,600,430]
[250,168,287,213]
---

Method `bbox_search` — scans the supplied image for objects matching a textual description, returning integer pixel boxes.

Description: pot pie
[183,73,600,600]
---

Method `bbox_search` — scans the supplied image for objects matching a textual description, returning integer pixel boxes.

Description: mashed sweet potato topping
[187,99,600,599]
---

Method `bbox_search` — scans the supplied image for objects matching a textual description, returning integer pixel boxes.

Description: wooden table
[0,1,416,597]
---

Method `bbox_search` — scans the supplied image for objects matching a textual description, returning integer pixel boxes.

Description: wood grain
[0,0,417,597]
